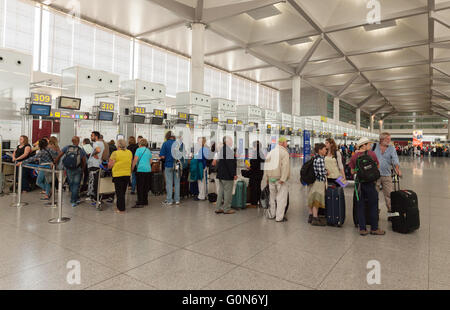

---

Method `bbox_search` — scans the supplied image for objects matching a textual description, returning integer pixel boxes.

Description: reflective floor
[0,157,449,290]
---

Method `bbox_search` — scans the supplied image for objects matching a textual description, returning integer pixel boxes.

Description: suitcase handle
[391,165,401,191]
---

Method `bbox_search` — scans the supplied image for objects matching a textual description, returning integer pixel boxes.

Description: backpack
[355,151,380,183]
[300,158,316,185]
[62,146,81,170]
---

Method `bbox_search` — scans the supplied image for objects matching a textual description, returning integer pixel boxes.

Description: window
[73,21,95,68]
[3,0,36,54]
[0,0,5,47]
[135,41,190,95]
[258,84,279,111]
[113,34,131,80]
[339,100,356,124]
[204,66,230,99]
[94,27,113,72]
[326,94,334,119]
[231,75,258,106]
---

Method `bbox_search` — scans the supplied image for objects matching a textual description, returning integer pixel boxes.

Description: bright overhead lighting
[286,37,312,46]
[246,5,282,20]
[364,20,397,32]
[42,0,54,5]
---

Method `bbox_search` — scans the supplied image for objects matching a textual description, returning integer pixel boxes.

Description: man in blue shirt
[373,132,402,217]
[159,131,180,205]
[194,137,211,201]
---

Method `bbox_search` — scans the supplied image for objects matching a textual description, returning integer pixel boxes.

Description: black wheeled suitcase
[325,185,345,227]
[353,194,374,227]
[390,174,420,234]
[151,172,164,196]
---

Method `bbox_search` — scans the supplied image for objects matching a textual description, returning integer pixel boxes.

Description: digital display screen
[150,117,164,125]
[98,111,114,121]
[30,104,51,117]
[132,115,146,124]
[58,96,81,110]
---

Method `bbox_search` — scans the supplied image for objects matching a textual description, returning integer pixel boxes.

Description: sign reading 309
[31,93,52,105]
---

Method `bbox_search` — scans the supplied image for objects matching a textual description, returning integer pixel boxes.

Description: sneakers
[370,229,386,236]
[163,201,173,206]
[276,217,288,223]
[71,203,78,208]
[175,201,180,205]
[360,230,369,236]
[311,217,326,226]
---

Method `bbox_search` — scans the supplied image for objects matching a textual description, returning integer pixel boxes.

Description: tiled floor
[0,156,449,290]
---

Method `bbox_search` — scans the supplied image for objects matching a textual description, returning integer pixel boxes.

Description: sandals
[360,230,369,236]
[370,229,386,236]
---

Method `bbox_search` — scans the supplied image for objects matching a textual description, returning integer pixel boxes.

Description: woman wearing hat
[348,137,385,236]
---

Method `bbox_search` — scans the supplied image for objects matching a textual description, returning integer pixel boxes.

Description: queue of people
[8,130,409,236]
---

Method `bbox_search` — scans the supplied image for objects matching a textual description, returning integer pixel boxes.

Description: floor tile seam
[179,215,262,248]
[316,234,360,289]
[83,272,159,290]
[237,264,316,290]
[199,265,241,290]
[180,247,243,267]
[120,247,184,275]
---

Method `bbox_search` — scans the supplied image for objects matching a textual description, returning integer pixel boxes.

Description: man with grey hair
[214,136,237,215]
[373,132,401,218]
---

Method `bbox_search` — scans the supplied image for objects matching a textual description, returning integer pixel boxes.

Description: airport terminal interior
[0,0,450,291]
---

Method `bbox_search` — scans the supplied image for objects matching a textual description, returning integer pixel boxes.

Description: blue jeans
[36,170,51,196]
[66,168,82,203]
[164,167,180,203]
[131,172,137,192]
[358,182,379,231]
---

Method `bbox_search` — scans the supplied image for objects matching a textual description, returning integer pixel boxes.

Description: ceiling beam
[371,103,390,115]
[303,69,358,79]
[370,74,431,82]
[432,65,450,77]
[358,60,430,72]
[205,46,243,57]
[295,35,323,75]
[302,79,337,98]
[346,40,430,57]
[324,6,429,34]
[203,0,286,23]
[336,73,360,97]
[146,0,195,21]
[135,21,186,38]
[260,77,292,83]
[435,1,450,11]
[195,0,204,21]
[357,92,378,108]
[431,11,450,28]
[207,25,295,75]
[341,83,373,96]
[381,110,398,120]
[430,42,450,49]
[433,87,450,99]
[432,109,450,118]
[231,64,273,73]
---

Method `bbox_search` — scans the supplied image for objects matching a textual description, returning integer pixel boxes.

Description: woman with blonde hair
[325,138,346,187]
[108,139,132,213]
[131,138,153,208]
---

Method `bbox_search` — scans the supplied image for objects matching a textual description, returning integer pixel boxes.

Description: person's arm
[337,152,346,180]
[12,149,16,162]
[92,146,101,159]
[279,151,289,184]
[107,152,116,170]
[391,147,401,176]
[132,155,139,172]
[55,150,64,165]
[159,143,166,160]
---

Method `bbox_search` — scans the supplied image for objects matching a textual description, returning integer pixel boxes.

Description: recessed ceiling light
[246,5,281,21]
[364,20,397,32]
[286,37,312,46]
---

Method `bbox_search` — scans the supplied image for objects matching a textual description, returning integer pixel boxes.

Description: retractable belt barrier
[2,161,17,196]
[12,163,70,224]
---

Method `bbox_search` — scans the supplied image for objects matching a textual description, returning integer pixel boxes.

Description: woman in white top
[325,138,346,187]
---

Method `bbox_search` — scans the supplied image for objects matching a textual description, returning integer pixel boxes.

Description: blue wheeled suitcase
[326,185,346,227]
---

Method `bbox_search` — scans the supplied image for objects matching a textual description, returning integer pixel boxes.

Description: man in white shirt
[87,131,105,204]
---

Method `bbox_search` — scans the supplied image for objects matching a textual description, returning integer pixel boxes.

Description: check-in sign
[31,93,52,105]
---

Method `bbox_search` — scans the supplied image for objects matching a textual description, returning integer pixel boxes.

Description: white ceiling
[36,0,450,117]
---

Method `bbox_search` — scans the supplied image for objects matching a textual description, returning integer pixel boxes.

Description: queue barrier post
[44,164,57,208]
[49,169,70,224]
[10,163,28,208]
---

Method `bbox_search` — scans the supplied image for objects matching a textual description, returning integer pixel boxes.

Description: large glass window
[94,27,114,72]
[204,66,230,99]
[258,84,279,111]
[340,101,356,124]
[3,0,36,55]
[231,75,258,106]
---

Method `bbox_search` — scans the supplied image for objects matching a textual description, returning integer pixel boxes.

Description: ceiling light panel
[246,5,282,21]
[364,20,397,32]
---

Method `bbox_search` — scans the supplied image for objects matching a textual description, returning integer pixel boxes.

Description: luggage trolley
[95,165,116,211]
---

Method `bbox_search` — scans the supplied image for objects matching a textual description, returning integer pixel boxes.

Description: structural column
[356,108,361,130]
[370,114,374,133]
[448,118,450,140]
[190,23,206,93]
[379,120,383,134]
[333,97,340,122]
[292,76,301,116]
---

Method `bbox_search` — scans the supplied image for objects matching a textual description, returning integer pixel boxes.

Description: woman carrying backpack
[349,138,385,236]
[307,143,328,226]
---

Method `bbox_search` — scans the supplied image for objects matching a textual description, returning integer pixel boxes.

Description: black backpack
[355,151,380,183]
[300,158,316,185]
[62,146,81,170]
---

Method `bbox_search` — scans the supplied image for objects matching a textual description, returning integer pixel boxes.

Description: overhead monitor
[150,117,164,125]
[132,115,146,124]
[30,104,51,117]
[57,96,81,110]
[98,111,114,121]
